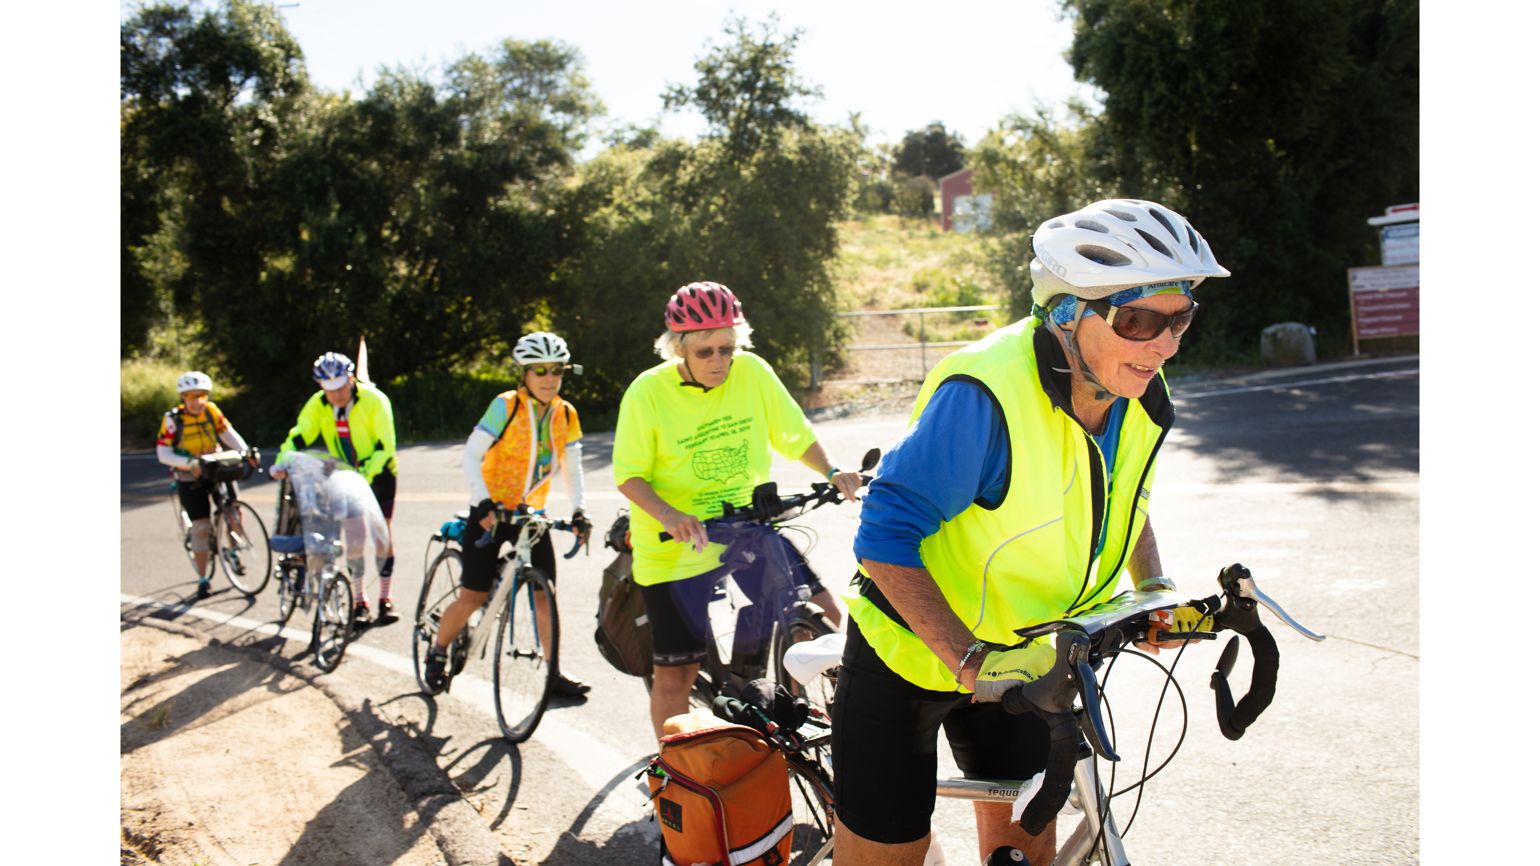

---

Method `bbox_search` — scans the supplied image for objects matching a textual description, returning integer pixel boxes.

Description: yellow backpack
[646,714,792,866]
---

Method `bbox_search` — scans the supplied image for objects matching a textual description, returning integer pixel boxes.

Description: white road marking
[1178,367,1417,399]
[120,593,656,825]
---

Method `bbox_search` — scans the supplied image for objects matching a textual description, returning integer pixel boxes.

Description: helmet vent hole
[1075,245,1131,267]
[1074,219,1110,234]
[1134,229,1174,260]
[1185,225,1199,253]
[1147,208,1179,243]
[1105,208,1138,222]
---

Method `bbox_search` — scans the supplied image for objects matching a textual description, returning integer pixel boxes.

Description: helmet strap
[1051,303,1114,403]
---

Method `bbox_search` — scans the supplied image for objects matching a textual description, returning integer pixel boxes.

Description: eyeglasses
[689,345,737,361]
[526,365,567,377]
[1086,299,1199,342]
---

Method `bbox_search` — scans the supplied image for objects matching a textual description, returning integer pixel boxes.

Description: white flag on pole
[356,336,372,384]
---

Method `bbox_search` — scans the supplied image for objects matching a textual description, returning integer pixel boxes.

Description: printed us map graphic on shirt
[692,441,750,483]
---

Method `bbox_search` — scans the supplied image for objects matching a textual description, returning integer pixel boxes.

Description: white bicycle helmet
[512,331,571,365]
[176,371,213,394]
[1029,199,1230,308]
[312,352,355,390]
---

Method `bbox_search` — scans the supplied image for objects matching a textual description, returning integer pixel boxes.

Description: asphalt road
[119,354,1419,865]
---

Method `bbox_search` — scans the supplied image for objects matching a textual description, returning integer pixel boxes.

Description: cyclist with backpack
[421,332,595,699]
[834,200,1228,865]
[612,281,864,739]
[156,371,258,598]
[272,352,400,627]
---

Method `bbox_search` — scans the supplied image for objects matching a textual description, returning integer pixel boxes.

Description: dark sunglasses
[690,345,737,361]
[526,365,567,377]
[1086,299,1199,341]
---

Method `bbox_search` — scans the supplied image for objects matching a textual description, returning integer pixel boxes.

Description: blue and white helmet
[176,371,213,394]
[312,352,355,390]
[512,331,571,366]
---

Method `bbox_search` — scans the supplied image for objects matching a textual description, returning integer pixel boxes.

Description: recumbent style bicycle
[269,451,389,672]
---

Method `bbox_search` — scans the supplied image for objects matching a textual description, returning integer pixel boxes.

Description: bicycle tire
[170,484,217,582]
[770,608,838,716]
[217,500,272,596]
[413,548,464,694]
[275,559,301,625]
[785,751,837,865]
[313,573,354,672]
[492,566,558,742]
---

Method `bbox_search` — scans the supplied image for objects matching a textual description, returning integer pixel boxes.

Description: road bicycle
[269,451,389,672]
[168,448,270,597]
[780,563,1324,865]
[664,448,880,718]
[414,503,584,742]
[651,448,879,865]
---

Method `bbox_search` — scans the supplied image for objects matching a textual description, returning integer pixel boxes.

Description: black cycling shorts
[369,466,397,520]
[176,477,215,522]
[639,534,828,669]
[458,518,557,593]
[830,617,1051,845]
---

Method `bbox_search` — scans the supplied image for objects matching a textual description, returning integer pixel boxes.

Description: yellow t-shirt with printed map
[613,351,817,586]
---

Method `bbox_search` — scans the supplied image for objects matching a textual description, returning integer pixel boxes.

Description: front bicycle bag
[647,718,792,866]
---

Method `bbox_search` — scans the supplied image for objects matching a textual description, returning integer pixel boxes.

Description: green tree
[559,17,859,407]
[972,102,1106,314]
[1060,0,1419,358]
[120,0,309,358]
[893,121,966,181]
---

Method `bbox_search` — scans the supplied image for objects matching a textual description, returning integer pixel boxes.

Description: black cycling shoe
[375,599,399,626]
[195,580,213,600]
[550,672,591,699]
[423,647,450,694]
[352,601,372,631]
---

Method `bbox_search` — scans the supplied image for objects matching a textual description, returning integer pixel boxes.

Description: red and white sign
[1347,265,1419,353]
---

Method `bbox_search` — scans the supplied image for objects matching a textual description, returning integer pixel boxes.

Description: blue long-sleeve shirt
[855,380,1126,568]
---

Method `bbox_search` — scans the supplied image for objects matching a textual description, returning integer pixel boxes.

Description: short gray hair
[653,322,755,361]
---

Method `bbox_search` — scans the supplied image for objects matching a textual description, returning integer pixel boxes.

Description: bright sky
[268,0,1099,153]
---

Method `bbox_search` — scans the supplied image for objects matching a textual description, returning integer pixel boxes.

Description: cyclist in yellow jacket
[612,282,864,738]
[835,199,1229,865]
[273,352,399,627]
[422,332,594,698]
[156,371,257,598]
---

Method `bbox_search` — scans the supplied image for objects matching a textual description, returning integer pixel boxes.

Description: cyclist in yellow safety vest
[156,370,258,598]
[272,351,399,628]
[421,332,595,698]
[834,200,1230,866]
[612,281,865,739]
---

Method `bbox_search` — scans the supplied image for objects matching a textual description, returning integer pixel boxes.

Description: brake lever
[1222,565,1325,642]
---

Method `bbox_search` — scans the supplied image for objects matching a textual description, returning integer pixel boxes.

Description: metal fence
[812,304,1004,388]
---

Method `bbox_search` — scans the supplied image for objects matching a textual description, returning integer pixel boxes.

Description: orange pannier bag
[646,721,793,866]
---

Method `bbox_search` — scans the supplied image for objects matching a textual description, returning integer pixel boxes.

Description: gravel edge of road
[122,614,515,866]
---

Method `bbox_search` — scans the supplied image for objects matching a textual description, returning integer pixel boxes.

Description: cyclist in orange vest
[423,332,594,697]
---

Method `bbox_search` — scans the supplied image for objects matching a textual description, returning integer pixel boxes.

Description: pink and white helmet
[665,281,745,332]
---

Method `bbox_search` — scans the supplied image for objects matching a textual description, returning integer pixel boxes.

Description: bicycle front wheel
[492,567,558,742]
[771,608,839,716]
[313,574,354,672]
[413,548,463,694]
[217,501,271,596]
[785,752,837,865]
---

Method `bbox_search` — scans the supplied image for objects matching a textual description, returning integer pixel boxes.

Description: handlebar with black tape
[1208,563,1281,740]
